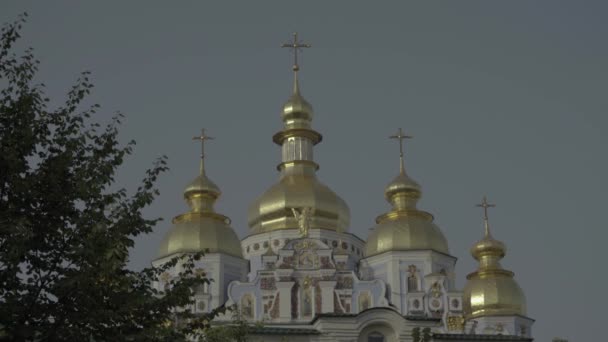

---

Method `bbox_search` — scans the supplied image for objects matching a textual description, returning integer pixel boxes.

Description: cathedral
[151,34,535,342]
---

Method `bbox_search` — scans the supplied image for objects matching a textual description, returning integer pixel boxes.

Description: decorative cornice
[276,160,319,171]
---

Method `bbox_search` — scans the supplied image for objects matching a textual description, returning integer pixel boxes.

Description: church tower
[153,129,247,314]
[242,32,357,277]
[228,33,385,324]
[361,129,463,320]
[461,197,534,337]
[246,33,350,238]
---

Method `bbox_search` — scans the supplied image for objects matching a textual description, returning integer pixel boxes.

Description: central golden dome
[248,170,350,233]
[248,69,350,234]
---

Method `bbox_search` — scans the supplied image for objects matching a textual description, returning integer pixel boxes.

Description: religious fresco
[227,237,387,322]
[240,294,254,320]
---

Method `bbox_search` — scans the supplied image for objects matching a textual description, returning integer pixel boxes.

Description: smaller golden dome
[365,212,449,256]
[470,233,506,260]
[462,200,527,319]
[184,173,220,199]
[282,92,313,122]
[366,151,449,257]
[183,171,221,213]
[157,137,243,260]
[384,170,421,202]
[463,270,526,319]
[281,75,313,125]
[158,213,242,259]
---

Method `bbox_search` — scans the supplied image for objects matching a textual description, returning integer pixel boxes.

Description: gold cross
[476,196,496,221]
[192,128,214,160]
[389,128,412,173]
[281,32,311,72]
[192,128,214,173]
[476,196,496,237]
[389,128,412,158]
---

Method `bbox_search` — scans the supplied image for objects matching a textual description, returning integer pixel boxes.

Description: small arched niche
[358,323,396,342]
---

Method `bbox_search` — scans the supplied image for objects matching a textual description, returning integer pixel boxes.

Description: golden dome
[158,212,242,259]
[384,170,421,201]
[463,269,527,319]
[248,169,350,234]
[366,136,449,257]
[470,233,506,260]
[282,82,313,124]
[365,212,449,256]
[462,201,527,319]
[184,173,220,199]
[248,56,350,235]
[158,141,243,259]
[281,73,314,130]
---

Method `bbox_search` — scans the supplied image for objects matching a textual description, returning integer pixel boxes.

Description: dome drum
[272,128,322,146]
[185,193,219,213]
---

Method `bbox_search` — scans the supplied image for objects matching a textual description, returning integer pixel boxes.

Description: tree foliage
[0,14,246,341]
[411,327,431,342]
[412,327,421,342]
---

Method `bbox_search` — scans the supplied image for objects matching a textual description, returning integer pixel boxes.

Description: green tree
[203,308,257,342]
[422,327,432,342]
[412,327,420,342]
[0,14,247,342]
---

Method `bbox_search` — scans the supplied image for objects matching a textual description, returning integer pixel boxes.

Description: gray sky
[3,1,606,341]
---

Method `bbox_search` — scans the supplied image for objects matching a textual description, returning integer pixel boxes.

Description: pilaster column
[276,281,295,320]
[318,281,337,313]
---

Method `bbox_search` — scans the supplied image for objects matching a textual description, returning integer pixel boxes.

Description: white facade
[152,47,535,341]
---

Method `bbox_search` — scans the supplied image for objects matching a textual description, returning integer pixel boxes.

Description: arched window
[368,331,385,342]
[301,287,313,317]
[407,265,418,292]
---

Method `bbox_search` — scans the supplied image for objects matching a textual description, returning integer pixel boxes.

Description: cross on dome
[389,128,412,174]
[281,32,311,72]
[192,128,214,174]
[476,196,496,237]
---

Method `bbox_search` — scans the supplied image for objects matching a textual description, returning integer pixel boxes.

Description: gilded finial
[476,196,496,237]
[192,128,214,175]
[281,32,311,94]
[389,128,412,174]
